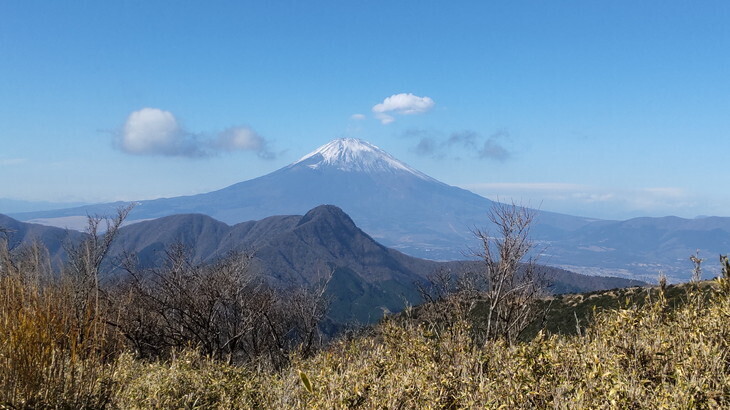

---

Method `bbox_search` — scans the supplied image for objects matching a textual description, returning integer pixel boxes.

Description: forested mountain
[2,206,644,324]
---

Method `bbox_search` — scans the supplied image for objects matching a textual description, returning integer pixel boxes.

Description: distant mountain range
[0,198,87,214]
[0,213,82,263]
[0,206,644,325]
[10,138,730,282]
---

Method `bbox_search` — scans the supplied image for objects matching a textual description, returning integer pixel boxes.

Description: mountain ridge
[0,207,645,324]
[9,138,730,282]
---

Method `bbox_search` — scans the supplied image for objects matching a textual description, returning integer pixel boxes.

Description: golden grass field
[1,260,729,409]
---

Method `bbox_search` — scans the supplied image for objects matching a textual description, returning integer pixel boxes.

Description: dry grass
[105,280,730,409]
[0,271,121,408]
[265,284,729,408]
[2,257,729,408]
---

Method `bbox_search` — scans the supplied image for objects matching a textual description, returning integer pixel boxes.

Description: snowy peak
[292,138,432,179]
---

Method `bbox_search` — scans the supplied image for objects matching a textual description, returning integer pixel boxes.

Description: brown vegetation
[112,243,331,369]
[112,268,730,409]
[416,202,548,345]
[0,209,331,407]
[1,207,729,408]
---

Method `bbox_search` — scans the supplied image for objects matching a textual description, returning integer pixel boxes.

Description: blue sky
[1,1,729,220]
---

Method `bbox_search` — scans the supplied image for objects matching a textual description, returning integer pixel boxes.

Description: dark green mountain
[1,206,645,324]
[0,213,82,263]
[107,205,644,324]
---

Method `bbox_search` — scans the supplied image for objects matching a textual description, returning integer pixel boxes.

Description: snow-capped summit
[292,138,432,179]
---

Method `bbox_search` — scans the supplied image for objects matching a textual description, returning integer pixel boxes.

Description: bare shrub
[111,244,332,369]
[719,255,730,293]
[263,271,333,363]
[414,268,484,337]
[690,250,704,283]
[113,245,260,361]
[415,202,548,345]
[64,205,133,340]
[473,201,548,344]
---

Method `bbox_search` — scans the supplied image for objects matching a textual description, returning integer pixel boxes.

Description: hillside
[526,280,717,338]
[4,271,724,408]
[111,279,730,408]
[1,207,644,325]
[0,214,82,263]
[108,206,644,324]
[2,206,727,408]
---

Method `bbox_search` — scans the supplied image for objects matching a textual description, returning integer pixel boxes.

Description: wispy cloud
[447,131,478,150]
[413,137,439,157]
[403,128,514,161]
[350,113,366,120]
[641,187,685,198]
[214,127,274,159]
[468,182,587,191]
[0,157,27,166]
[116,108,275,159]
[463,182,696,219]
[372,93,435,124]
[478,130,512,161]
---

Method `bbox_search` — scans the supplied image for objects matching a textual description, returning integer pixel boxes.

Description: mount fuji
[13,138,515,258]
[11,138,730,282]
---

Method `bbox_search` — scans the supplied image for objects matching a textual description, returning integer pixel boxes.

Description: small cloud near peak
[215,127,274,159]
[479,138,511,161]
[372,93,435,124]
[403,128,514,162]
[216,127,264,151]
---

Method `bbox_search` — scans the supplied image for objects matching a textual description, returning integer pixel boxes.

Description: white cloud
[375,112,395,124]
[350,113,366,120]
[119,108,201,157]
[374,113,395,124]
[372,93,435,124]
[373,93,435,114]
[117,108,275,159]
